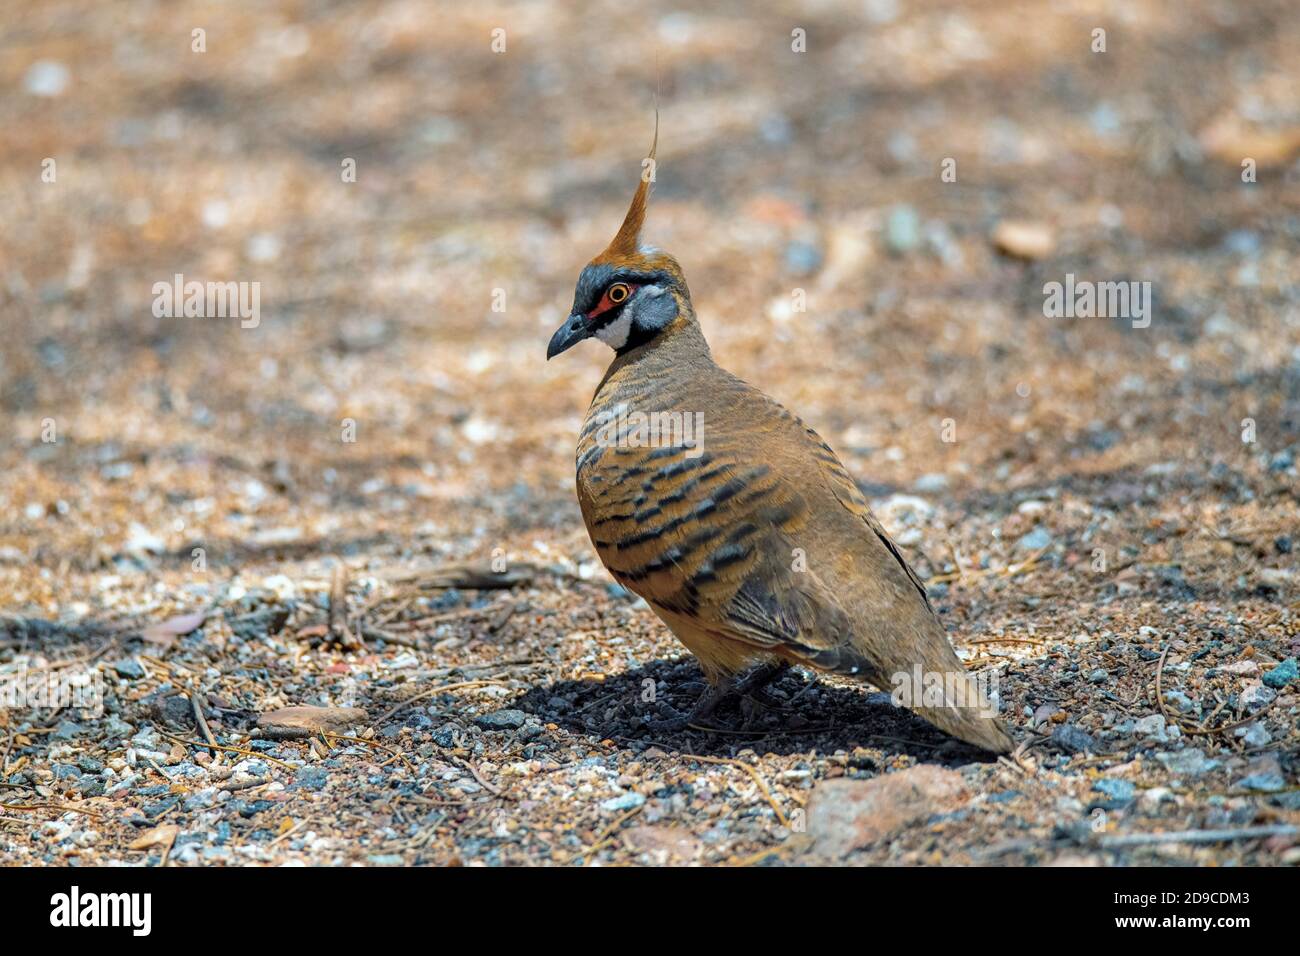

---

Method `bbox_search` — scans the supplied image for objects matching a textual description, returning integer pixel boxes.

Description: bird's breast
[572,362,808,622]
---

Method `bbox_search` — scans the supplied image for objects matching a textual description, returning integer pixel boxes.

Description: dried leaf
[1199,113,1300,167]
[142,611,206,648]
[257,705,369,738]
[992,220,1055,260]
[128,824,179,851]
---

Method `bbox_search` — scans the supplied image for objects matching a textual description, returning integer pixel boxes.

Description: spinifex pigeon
[547,124,1014,753]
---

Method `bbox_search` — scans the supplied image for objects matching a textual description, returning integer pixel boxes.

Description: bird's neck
[600,303,710,386]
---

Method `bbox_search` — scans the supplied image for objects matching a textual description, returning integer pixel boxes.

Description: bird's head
[547,117,693,360]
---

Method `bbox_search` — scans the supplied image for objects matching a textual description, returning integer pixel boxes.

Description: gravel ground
[1,0,1298,866]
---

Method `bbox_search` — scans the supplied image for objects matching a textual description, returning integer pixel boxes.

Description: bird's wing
[795,421,935,611]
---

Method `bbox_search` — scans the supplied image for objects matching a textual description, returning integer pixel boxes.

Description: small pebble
[1050,724,1096,754]
[912,473,949,493]
[110,659,146,679]
[885,205,921,255]
[1093,779,1136,801]
[474,710,527,731]
[24,60,70,97]
[1155,748,1218,778]
[601,792,647,813]
[1015,527,1052,552]
[1261,657,1297,689]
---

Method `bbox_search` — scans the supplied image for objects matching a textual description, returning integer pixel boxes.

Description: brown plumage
[547,125,1014,753]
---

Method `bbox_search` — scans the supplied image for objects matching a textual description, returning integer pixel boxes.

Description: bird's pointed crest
[595,110,658,263]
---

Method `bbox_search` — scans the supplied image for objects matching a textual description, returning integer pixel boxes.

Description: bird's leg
[645,682,729,733]
[646,660,790,732]
[781,674,819,708]
[731,659,791,699]
[734,660,793,727]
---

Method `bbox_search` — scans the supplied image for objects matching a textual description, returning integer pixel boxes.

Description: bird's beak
[547,312,590,360]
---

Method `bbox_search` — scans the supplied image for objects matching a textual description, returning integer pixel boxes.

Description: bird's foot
[739,692,788,728]
[645,686,727,733]
[645,711,727,733]
[644,661,792,733]
[730,660,791,699]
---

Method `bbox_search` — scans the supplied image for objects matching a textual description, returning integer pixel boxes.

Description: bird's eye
[607,283,630,304]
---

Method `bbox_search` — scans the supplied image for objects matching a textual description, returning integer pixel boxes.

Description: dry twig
[156,729,295,771]
[680,753,789,828]
[374,680,508,725]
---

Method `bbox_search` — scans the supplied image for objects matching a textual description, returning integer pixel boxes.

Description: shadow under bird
[547,121,1014,753]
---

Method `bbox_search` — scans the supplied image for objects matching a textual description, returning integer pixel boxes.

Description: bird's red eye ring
[607,283,630,304]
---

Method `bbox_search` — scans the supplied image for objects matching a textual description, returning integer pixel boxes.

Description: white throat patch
[594,311,633,349]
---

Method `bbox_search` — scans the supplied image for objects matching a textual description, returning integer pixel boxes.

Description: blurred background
[1,0,1297,609]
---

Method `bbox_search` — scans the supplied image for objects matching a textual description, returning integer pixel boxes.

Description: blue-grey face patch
[573,264,617,318]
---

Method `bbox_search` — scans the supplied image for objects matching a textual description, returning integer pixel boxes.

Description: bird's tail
[911,679,1016,754]
[848,627,1015,754]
